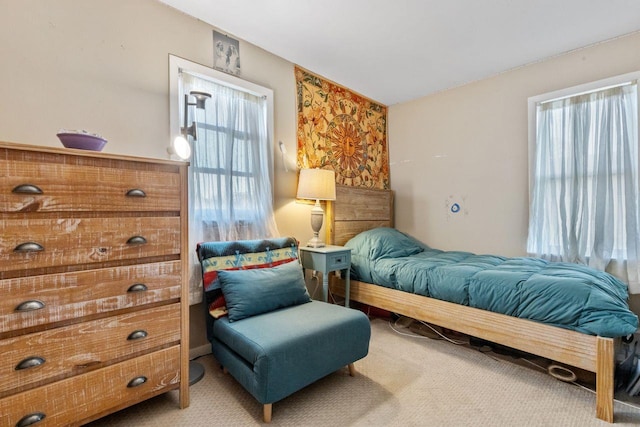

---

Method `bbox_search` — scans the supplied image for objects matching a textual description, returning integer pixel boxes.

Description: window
[527,72,640,291]
[169,56,279,302]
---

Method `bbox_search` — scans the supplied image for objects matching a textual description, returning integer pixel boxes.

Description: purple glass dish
[57,132,107,151]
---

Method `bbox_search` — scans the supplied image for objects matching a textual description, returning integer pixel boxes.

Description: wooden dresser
[0,141,190,426]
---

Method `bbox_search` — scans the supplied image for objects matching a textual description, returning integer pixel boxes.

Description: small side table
[299,245,351,307]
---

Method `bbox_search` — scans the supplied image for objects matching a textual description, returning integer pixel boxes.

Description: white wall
[4,1,639,323]
[389,31,640,257]
[0,0,313,349]
[0,0,311,242]
[389,31,640,314]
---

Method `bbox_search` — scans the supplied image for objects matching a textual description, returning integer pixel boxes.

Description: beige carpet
[88,318,640,426]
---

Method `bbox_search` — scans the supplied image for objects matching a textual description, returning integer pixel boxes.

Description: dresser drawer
[1,261,181,335]
[0,345,181,426]
[0,216,180,273]
[0,159,180,213]
[0,304,181,397]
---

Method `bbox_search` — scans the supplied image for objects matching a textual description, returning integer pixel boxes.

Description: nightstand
[299,245,351,307]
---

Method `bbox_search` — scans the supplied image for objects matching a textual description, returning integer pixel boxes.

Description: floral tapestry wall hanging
[295,66,389,189]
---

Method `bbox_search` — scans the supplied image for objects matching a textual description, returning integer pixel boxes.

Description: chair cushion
[211,300,371,404]
[218,259,311,321]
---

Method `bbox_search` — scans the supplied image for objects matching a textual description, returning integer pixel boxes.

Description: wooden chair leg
[263,403,272,423]
[348,363,356,377]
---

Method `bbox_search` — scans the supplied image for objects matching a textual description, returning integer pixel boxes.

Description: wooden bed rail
[331,277,615,423]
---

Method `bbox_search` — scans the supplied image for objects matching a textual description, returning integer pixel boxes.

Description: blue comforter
[345,228,638,338]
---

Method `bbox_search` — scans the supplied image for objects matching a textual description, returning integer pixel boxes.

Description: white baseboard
[189,344,211,360]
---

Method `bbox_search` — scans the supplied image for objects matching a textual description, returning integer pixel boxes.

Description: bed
[326,184,638,423]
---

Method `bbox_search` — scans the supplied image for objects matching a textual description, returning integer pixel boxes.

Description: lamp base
[306,236,326,248]
[307,200,326,248]
[189,360,205,386]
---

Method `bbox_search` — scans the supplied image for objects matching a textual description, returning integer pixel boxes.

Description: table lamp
[296,168,336,247]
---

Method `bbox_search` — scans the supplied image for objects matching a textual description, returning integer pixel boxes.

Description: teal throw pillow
[218,259,311,321]
[346,227,427,259]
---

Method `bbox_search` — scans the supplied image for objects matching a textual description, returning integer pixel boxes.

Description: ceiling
[158,0,640,105]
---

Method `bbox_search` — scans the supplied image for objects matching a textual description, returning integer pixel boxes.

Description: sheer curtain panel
[181,71,280,303]
[527,82,640,292]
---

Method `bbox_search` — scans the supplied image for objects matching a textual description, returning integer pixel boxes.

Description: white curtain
[527,83,640,292]
[182,72,280,303]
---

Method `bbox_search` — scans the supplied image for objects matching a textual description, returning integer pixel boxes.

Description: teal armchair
[197,237,371,422]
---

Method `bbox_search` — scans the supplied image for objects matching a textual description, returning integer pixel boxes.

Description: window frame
[527,71,640,202]
[527,71,640,259]
[168,54,275,198]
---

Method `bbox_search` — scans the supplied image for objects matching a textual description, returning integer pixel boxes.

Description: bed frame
[326,184,617,423]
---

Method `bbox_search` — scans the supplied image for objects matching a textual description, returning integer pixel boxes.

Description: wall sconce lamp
[169,90,212,160]
[296,168,336,247]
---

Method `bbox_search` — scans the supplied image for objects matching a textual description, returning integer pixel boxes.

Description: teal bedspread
[345,228,638,338]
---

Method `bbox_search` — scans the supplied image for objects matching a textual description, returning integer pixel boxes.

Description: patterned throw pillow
[197,238,299,319]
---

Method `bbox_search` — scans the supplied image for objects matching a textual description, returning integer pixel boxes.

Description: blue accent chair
[197,237,371,422]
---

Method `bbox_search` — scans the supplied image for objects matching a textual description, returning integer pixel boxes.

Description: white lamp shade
[296,168,336,201]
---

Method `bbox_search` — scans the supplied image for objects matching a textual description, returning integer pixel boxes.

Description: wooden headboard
[326,184,394,246]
